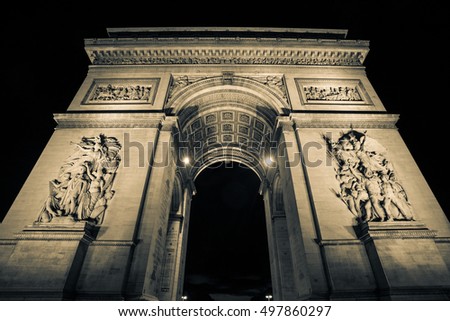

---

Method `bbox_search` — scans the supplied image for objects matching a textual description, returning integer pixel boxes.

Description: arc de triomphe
[0,28,449,300]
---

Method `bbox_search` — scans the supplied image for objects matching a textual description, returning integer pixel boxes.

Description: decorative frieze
[86,47,367,66]
[83,78,159,105]
[296,79,371,106]
[304,86,362,101]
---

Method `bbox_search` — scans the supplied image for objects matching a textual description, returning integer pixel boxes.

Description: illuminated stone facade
[0,27,449,300]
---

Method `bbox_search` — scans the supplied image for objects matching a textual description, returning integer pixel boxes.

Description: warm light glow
[264,156,275,167]
[182,157,190,165]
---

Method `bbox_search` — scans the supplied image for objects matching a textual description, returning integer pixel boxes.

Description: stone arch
[166,75,289,116]
[167,75,289,181]
[165,75,295,300]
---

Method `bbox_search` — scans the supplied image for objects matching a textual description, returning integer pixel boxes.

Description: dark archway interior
[183,162,272,300]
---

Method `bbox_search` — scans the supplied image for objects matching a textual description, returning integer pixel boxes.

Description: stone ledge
[317,239,362,246]
[355,221,437,241]
[54,112,165,128]
[90,240,135,247]
[0,239,17,246]
[292,113,399,129]
[16,220,99,241]
[434,237,450,243]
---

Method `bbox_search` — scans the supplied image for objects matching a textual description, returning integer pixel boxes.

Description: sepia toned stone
[0,27,448,301]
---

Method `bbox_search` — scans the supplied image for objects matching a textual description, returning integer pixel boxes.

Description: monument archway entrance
[157,75,302,300]
[183,161,270,301]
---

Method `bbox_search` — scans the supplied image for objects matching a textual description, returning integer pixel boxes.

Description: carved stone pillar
[124,116,179,300]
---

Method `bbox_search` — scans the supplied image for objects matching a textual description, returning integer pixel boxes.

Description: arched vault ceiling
[168,75,287,175]
[178,89,277,129]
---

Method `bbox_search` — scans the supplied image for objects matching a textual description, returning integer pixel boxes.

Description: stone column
[124,116,178,300]
[275,117,329,299]
[158,183,194,301]
[158,214,183,300]
[262,177,297,300]
[261,180,281,299]
[174,185,193,300]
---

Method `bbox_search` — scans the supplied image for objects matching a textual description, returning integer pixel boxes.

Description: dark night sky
[1,1,449,298]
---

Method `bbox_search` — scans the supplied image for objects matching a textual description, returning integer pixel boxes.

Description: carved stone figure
[364,176,386,221]
[90,84,152,102]
[304,86,362,101]
[325,130,414,222]
[36,134,121,224]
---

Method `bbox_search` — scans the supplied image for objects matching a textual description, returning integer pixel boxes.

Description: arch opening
[183,162,272,300]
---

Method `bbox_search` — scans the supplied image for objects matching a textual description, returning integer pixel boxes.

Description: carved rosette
[36,134,121,225]
[324,130,415,222]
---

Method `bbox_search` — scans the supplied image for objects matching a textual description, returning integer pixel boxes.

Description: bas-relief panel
[296,79,372,106]
[82,78,160,105]
[36,134,121,225]
[324,130,414,222]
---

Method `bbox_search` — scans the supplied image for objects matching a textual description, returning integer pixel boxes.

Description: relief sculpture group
[325,130,415,222]
[37,134,121,224]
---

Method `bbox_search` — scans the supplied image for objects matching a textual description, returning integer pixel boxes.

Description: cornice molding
[435,237,450,243]
[292,113,399,129]
[356,221,437,241]
[0,239,17,245]
[15,222,99,242]
[318,239,362,246]
[14,232,88,241]
[85,38,369,66]
[90,240,135,247]
[54,113,165,128]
